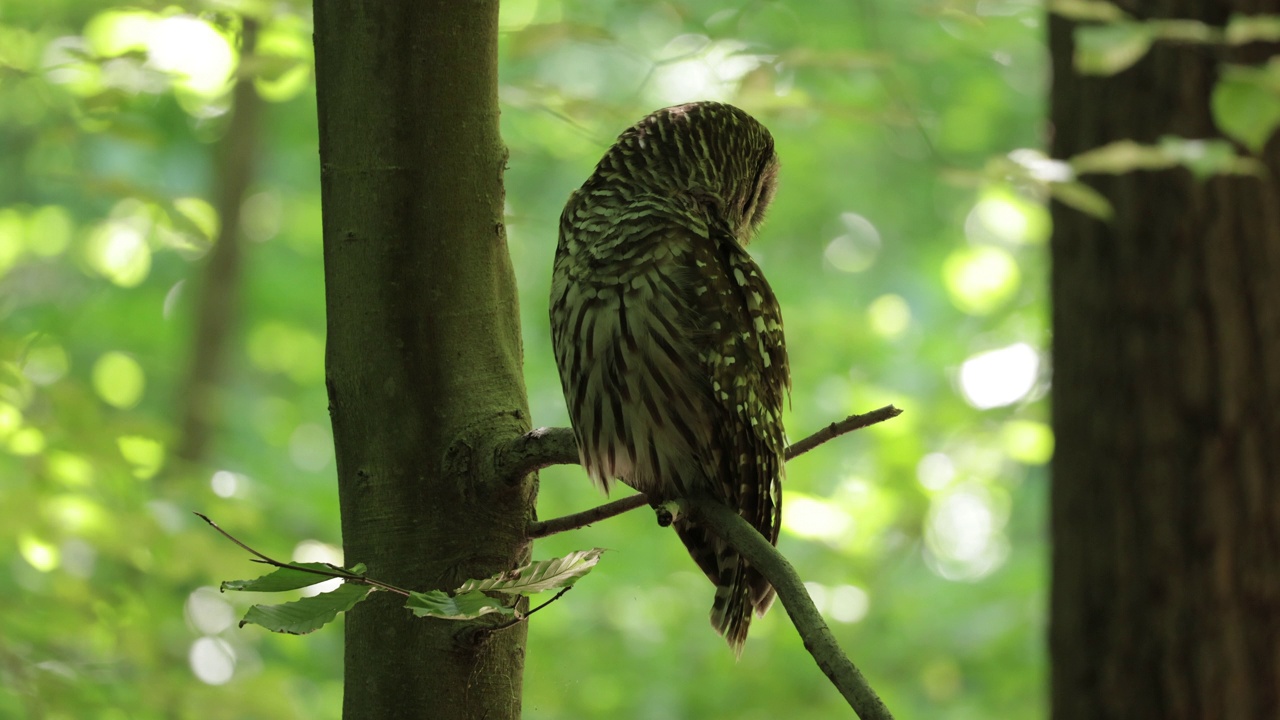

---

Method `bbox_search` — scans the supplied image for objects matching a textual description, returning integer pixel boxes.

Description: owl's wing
[689,219,788,540]
[549,216,719,497]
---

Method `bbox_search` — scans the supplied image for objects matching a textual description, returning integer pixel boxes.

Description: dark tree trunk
[313,2,534,718]
[1049,3,1280,719]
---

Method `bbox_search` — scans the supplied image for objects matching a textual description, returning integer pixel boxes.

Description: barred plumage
[549,102,790,654]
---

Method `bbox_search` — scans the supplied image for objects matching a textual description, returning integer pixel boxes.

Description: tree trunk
[313,3,534,719]
[1049,3,1280,719]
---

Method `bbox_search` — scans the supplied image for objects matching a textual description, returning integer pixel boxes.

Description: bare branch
[523,405,902,537]
[784,405,902,461]
[195,512,413,596]
[685,496,894,719]
[527,494,650,539]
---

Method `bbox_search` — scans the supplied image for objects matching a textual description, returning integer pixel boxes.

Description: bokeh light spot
[189,637,236,685]
[867,294,911,338]
[925,485,1009,581]
[147,16,235,97]
[210,470,239,498]
[828,585,870,624]
[86,221,151,287]
[782,493,853,544]
[917,452,957,492]
[942,245,1020,315]
[958,343,1039,409]
[26,205,73,256]
[117,435,165,479]
[289,423,334,473]
[0,208,24,274]
[22,335,69,385]
[92,352,146,409]
[965,188,1050,245]
[19,534,59,572]
[0,402,23,440]
[825,212,882,273]
[9,427,46,456]
[186,587,236,635]
[1001,420,1054,464]
[47,451,94,487]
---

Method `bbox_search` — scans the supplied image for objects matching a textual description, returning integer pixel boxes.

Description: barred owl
[548,102,789,653]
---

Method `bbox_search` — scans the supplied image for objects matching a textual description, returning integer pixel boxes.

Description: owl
[549,102,789,653]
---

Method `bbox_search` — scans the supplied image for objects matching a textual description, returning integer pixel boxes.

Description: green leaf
[240,582,372,635]
[221,562,350,593]
[1048,0,1129,23]
[1074,23,1153,75]
[1226,14,1280,45]
[1157,136,1265,179]
[1048,181,1114,221]
[455,548,606,595]
[1069,137,1264,179]
[1212,66,1280,153]
[406,590,515,620]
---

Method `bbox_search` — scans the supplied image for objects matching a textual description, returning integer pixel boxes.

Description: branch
[527,494,650,539]
[524,405,902,537]
[194,512,413,596]
[684,496,894,720]
[495,426,578,482]
[783,405,902,460]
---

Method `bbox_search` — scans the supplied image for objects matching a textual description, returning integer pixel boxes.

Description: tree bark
[313,3,533,719]
[1049,3,1280,719]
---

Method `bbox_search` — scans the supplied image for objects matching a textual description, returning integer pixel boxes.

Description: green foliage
[406,591,515,621]
[221,563,356,593]
[456,548,604,595]
[0,0,1075,717]
[1056,3,1280,153]
[1213,62,1280,153]
[239,583,372,635]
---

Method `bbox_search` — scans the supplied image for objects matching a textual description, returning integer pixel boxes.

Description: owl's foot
[653,499,682,527]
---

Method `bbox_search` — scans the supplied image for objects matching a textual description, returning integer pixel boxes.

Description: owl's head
[601,102,780,242]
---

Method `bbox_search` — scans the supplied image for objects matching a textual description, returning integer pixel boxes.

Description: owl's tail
[675,519,776,657]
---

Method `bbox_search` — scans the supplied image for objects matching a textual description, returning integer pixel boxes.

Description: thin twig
[526,405,902,538]
[490,587,573,631]
[686,496,894,719]
[784,405,902,460]
[527,495,650,539]
[194,512,413,596]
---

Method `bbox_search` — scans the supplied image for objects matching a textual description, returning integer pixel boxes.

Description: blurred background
[0,0,1050,717]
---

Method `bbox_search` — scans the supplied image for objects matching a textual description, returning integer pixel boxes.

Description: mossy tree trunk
[1049,3,1280,718]
[313,2,534,718]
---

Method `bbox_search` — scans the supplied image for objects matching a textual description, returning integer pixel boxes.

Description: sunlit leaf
[222,563,350,593]
[1225,14,1280,44]
[1074,23,1152,75]
[1048,181,1114,221]
[1070,137,1265,177]
[1048,0,1129,22]
[456,549,605,595]
[240,582,372,635]
[1212,65,1280,153]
